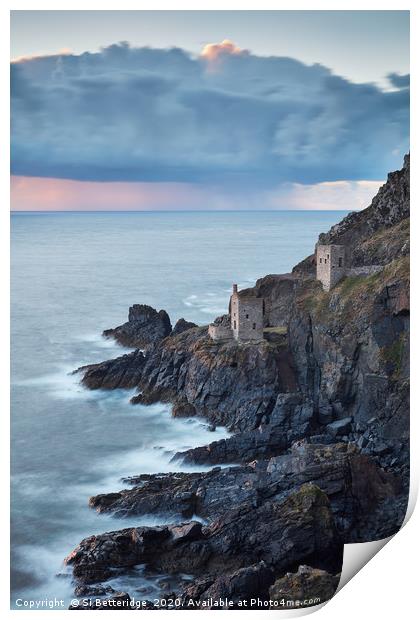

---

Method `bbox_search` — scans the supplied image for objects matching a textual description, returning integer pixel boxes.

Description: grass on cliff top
[298,256,409,322]
[357,217,409,256]
[264,326,287,334]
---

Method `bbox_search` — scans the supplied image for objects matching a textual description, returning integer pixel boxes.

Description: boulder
[172,398,197,418]
[326,417,353,437]
[269,565,340,606]
[103,304,172,349]
[75,349,146,390]
[171,318,198,336]
[182,562,274,608]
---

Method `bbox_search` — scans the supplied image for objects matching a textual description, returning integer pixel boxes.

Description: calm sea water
[11,210,346,609]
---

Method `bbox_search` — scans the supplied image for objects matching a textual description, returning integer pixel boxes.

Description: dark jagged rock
[89,466,260,521]
[283,157,410,487]
[76,349,146,390]
[289,257,409,485]
[326,417,352,437]
[319,154,409,266]
[79,325,299,431]
[240,273,298,328]
[181,562,274,609]
[173,393,316,465]
[65,525,174,584]
[294,154,409,274]
[172,398,197,418]
[66,484,342,586]
[266,441,403,539]
[138,328,299,431]
[103,304,172,349]
[173,426,289,465]
[74,584,117,598]
[171,318,198,336]
[269,565,340,606]
[89,441,403,541]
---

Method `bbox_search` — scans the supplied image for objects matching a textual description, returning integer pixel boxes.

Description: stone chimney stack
[233,284,238,294]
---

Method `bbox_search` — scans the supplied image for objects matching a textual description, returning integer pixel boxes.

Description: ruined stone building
[208,314,232,342]
[230,284,264,341]
[208,284,264,342]
[316,244,346,291]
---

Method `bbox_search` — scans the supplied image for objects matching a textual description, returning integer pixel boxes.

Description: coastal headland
[65,156,410,609]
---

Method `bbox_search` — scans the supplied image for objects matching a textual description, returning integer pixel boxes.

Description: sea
[10,210,347,609]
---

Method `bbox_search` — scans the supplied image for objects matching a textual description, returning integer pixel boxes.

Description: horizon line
[10,209,353,214]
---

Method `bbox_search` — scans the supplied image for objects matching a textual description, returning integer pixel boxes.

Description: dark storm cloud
[387,72,410,89]
[11,42,409,184]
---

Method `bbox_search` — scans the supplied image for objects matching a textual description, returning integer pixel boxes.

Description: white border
[2,2,417,618]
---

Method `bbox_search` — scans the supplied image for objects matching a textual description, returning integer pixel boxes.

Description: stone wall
[347,265,383,277]
[208,323,233,341]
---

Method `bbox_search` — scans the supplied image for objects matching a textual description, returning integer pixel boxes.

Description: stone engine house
[208,284,264,343]
[230,284,264,341]
[316,244,346,291]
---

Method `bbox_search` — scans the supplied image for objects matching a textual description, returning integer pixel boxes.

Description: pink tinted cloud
[10,176,209,211]
[10,175,383,212]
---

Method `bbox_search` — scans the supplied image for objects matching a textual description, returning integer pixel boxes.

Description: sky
[10,10,410,211]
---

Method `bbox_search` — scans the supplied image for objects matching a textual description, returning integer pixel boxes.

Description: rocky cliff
[80,325,300,433]
[287,156,410,487]
[67,155,409,608]
[294,153,410,275]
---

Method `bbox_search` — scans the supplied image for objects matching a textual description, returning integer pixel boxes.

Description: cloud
[387,72,410,89]
[11,175,383,213]
[264,179,384,211]
[11,41,409,186]
[200,39,248,69]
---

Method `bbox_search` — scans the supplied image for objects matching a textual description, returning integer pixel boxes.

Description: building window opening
[339,257,343,267]
[252,323,256,329]
[234,321,236,329]
[327,254,330,259]
[324,258,327,264]
[246,313,249,318]
[319,258,322,264]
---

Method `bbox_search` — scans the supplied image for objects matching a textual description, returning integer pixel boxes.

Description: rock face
[103,304,172,348]
[269,565,340,606]
[319,153,410,266]
[90,465,261,521]
[293,154,409,276]
[79,325,300,432]
[68,155,409,605]
[240,273,298,328]
[66,442,404,600]
[66,484,342,594]
[286,155,410,488]
[182,562,274,608]
[171,318,198,336]
[289,255,409,485]
[88,441,404,541]
[76,349,146,390]
[173,392,314,464]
